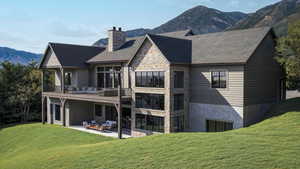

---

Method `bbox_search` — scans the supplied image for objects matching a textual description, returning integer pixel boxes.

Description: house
[39,26,286,137]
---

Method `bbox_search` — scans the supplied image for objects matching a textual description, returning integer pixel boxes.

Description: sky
[0,0,281,53]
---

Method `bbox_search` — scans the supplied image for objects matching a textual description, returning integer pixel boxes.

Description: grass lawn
[0,98,300,169]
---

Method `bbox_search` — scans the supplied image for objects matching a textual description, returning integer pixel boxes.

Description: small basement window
[211,71,227,88]
[206,120,233,132]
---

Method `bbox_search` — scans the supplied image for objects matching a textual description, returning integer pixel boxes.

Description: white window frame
[209,69,229,90]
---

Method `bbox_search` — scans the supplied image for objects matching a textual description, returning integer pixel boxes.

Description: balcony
[43,84,132,104]
[44,85,131,97]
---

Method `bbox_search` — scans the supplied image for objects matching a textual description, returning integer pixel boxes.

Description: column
[61,99,67,126]
[117,73,122,139]
[42,96,45,124]
[61,68,65,93]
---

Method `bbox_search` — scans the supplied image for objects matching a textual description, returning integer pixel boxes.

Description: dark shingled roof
[40,27,273,68]
[86,38,144,63]
[89,27,272,65]
[40,43,105,68]
[187,27,272,64]
[87,29,193,64]
[145,34,191,64]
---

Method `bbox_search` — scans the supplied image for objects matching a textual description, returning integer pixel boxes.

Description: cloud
[0,31,45,53]
[50,21,99,38]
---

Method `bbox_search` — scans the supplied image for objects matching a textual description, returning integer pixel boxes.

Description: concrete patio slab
[69,126,132,138]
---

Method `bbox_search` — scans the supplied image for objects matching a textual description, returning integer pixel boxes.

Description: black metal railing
[97,88,132,97]
[43,85,61,93]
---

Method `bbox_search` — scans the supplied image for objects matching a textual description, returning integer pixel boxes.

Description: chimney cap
[118,27,122,31]
[113,26,116,30]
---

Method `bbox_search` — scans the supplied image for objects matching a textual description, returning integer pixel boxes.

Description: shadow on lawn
[264,97,300,119]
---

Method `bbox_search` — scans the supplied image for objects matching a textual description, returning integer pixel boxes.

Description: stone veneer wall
[42,49,60,67]
[108,29,126,52]
[130,39,171,137]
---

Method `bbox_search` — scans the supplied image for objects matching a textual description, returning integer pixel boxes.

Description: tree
[0,62,42,125]
[16,62,41,122]
[276,21,300,89]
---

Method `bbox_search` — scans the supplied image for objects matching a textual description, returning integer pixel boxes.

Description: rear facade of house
[39,27,285,137]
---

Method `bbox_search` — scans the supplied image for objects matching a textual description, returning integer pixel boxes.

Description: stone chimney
[108,27,126,52]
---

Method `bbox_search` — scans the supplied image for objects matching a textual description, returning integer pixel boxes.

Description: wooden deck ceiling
[42,92,131,104]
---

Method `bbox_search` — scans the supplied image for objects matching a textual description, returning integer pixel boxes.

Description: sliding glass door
[97,66,121,89]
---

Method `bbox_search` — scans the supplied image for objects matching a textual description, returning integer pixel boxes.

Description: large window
[211,71,227,88]
[97,66,121,89]
[64,72,72,86]
[135,71,164,88]
[135,114,164,132]
[206,120,233,132]
[135,93,164,110]
[174,71,184,88]
[174,94,184,111]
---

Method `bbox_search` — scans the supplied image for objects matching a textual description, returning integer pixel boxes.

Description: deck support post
[117,73,122,139]
[61,99,67,127]
[41,96,46,124]
[61,68,65,93]
[41,70,46,124]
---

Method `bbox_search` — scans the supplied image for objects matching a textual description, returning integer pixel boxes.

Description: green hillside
[1,98,300,169]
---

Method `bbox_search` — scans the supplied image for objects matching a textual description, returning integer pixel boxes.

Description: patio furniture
[101,120,117,130]
[82,121,90,128]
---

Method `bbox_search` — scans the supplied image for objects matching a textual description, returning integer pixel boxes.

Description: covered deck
[42,87,131,139]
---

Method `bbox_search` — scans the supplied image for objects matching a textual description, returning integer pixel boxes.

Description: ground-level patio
[42,91,133,139]
[69,125,131,138]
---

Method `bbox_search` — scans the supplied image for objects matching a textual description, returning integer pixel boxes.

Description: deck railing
[43,85,132,97]
[97,88,132,97]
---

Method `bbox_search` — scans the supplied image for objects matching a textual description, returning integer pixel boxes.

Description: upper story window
[174,94,184,111]
[97,66,121,88]
[174,71,184,88]
[211,71,227,89]
[135,71,164,88]
[65,72,72,86]
[135,93,164,110]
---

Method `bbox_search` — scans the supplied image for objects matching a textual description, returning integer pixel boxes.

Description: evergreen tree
[276,21,300,89]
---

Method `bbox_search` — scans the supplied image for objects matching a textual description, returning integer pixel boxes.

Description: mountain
[0,47,42,65]
[151,6,248,34]
[229,0,300,36]
[93,6,248,46]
